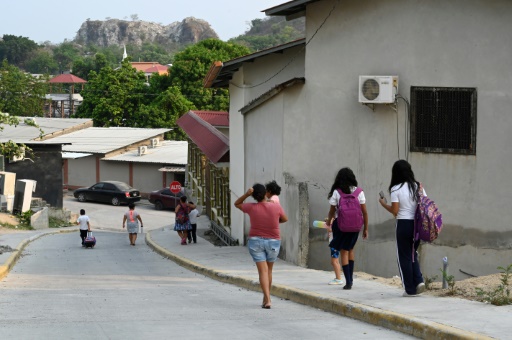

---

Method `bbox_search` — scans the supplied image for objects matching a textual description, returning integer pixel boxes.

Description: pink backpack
[336,188,364,232]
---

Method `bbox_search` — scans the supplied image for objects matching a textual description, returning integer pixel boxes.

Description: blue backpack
[336,188,364,232]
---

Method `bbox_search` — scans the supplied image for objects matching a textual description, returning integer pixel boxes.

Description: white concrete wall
[300,0,512,276]
[229,45,305,255]
[100,161,129,184]
[302,0,512,233]
[68,157,96,187]
[132,163,165,194]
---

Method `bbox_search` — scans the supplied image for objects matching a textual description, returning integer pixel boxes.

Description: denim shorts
[247,237,281,263]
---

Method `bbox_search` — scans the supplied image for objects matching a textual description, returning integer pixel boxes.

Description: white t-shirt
[328,186,366,218]
[77,215,90,230]
[188,209,199,224]
[390,182,426,219]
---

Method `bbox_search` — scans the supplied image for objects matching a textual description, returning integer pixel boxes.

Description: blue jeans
[248,237,281,263]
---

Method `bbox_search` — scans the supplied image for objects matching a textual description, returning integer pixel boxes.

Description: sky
[0,0,287,44]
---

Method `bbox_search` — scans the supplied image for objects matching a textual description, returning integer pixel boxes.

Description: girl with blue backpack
[379,160,426,297]
[325,168,368,290]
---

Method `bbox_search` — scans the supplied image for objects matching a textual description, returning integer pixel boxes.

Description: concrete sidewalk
[1,221,510,339]
[145,216,510,340]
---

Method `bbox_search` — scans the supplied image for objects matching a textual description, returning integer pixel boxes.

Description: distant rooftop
[0,117,93,143]
[49,127,171,154]
[104,140,187,165]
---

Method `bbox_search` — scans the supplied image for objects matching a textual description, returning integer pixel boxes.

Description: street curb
[145,231,492,340]
[0,228,77,281]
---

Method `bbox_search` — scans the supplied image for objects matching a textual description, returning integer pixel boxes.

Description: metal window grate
[411,87,477,155]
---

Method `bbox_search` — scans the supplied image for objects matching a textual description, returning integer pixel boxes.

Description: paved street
[0,231,411,339]
[63,195,176,232]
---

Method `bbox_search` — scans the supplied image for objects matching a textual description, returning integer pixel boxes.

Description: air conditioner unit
[358,76,398,104]
[150,138,159,148]
[138,146,147,155]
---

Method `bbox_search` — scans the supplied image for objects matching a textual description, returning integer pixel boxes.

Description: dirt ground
[356,271,504,302]
[0,213,22,233]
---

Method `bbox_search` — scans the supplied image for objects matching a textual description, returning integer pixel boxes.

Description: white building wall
[132,163,165,194]
[295,0,512,277]
[100,161,129,184]
[229,46,305,253]
[68,157,96,187]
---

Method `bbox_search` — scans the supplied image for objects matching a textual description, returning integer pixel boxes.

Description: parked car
[73,181,141,206]
[148,188,184,210]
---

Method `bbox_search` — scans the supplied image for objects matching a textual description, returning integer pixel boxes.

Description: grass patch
[49,217,69,228]
[0,222,33,230]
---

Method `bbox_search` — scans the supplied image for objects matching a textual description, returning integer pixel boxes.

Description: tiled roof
[144,64,169,74]
[49,74,87,83]
[130,62,162,72]
[177,111,229,164]
[191,110,229,127]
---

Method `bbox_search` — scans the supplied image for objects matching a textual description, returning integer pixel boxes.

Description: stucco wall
[68,156,96,187]
[301,0,512,276]
[229,46,306,252]
[132,163,166,194]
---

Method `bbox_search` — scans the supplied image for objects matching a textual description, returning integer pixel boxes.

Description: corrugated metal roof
[158,166,186,172]
[263,0,320,18]
[62,152,92,159]
[191,110,229,127]
[0,117,92,143]
[50,127,171,154]
[45,93,83,101]
[177,111,229,163]
[103,140,187,164]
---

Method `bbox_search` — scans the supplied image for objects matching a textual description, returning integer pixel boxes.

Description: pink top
[269,195,280,204]
[240,202,286,239]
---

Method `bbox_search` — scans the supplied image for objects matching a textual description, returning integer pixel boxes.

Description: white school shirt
[188,209,199,224]
[77,215,90,230]
[390,182,426,220]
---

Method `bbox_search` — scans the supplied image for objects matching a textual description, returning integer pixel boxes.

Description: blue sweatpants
[396,219,424,294]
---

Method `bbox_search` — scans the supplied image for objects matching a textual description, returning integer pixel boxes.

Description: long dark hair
[388,160,419,200]
[328,167,358,198]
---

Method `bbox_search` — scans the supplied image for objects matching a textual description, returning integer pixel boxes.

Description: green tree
[72,53,109,80]
[76,59,148,127]
[139,86,194,140]
[25,49,59,74]
[0,35,39,68]
[52,41,81,72]
[170,39,250,111]
[0,60,47,116]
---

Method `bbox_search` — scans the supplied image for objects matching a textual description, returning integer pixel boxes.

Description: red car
[148,188,184,210]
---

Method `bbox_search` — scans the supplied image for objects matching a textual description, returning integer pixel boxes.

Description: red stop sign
[169,181,182,194]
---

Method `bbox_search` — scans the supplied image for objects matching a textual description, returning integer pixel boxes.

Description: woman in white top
[379,160,426,297]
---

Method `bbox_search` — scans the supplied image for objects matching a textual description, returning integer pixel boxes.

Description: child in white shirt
[187,203,200,244]
[76,209,90,247]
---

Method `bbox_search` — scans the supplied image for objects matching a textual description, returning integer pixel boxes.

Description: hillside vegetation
[0,16,304,75]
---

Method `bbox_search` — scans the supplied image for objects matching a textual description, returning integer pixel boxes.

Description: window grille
[410,87,476,155]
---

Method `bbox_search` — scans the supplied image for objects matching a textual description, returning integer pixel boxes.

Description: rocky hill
[75,17,218,47]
